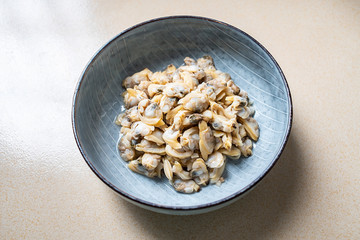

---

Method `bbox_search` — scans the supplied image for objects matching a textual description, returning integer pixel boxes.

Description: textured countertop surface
[1,0,359,239]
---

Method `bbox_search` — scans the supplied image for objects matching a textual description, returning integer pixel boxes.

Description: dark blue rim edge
[71,15,293,212]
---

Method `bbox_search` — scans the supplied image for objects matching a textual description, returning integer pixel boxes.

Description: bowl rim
[72,15,293,212]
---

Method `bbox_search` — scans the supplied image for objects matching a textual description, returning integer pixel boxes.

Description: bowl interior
[73,17,291,209]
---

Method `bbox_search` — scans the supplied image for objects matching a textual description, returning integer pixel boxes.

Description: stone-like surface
[1,0,359,239]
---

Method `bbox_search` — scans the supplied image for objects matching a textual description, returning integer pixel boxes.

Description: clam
[182,114,203,128]
[191,152,200,159]
[126,106,140,123]
[148,84,166,97]
[239,138,253,157]
[209,161,226,185]
[226,80,240,95]
[197,82,217,100]
[190,158,209,186]
[180,71,199,90]
[159,95,177,113]
[163,158,173,181]
[164,64,176,76]
[196,55,215,70]
[239,124,247,138]
[165,145,193,159]
[124,88,148,108]
[219,146,241,159]
[184,57,196,66]
[195,70,206,80]
[120,126,131,135]
[214,137,223,151]
[165,105,183,124]
[155,162,163,178]
[135,139,166,155]
[199,121,215,160]
[172,179,200,193]
[137,99,163,126]
[206,151,225,169]
[202,110,214,122]
[225,95,247,108]
[179,92,209,113]
[172,110,190,130]
[180,127,200,151]
[149,71,171,84]
[231,121,244,147]
[118,134,136,161]
[128,159,157,178]
[216,89,226,101]
[179,64,199,73]
[134,79,151,96]
[238,117,259,141]
[141,153,161,171]
[144,128,165,145]
[115,113,131,127]
[131,121,154,137]
[123,68,152,89]
[163,83,189,98]
[211,114,236,133]
[212,131,226,150]
[207,78,227,95]
[237,106,251,119]
[163,126,182,149]
[150,94,163,104]
[232,134,243,148]
[209,101,227,116]
[172,161,191,180]
[216,71,231,82]
[222,133,232,150]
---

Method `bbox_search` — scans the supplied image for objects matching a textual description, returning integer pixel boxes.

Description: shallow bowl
[72,16,292,215]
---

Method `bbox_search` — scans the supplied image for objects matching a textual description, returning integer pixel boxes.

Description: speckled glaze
[72,16,292,215]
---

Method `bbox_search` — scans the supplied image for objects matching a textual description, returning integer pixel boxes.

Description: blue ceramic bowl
[72,16,292,215]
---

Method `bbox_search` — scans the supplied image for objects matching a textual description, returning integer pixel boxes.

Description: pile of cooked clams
[116,56,259,193]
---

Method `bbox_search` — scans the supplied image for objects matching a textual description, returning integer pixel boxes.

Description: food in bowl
[115,56,259,193]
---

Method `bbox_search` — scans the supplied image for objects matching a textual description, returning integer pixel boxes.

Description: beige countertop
[1,0,359,239]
